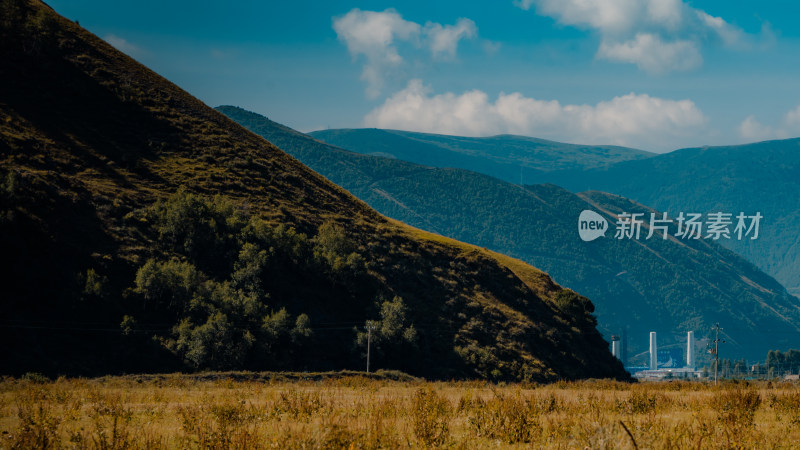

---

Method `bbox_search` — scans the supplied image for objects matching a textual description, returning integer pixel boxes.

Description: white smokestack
[687,330,695,368]
[612,336,621,360]
[650,332,657,370]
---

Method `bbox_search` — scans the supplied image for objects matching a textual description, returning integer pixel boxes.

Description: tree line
[118,188,415,371]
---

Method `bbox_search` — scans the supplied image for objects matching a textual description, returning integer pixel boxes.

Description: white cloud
[516,0,645,34]
[333,9,479,97]
[695,11,744,47]
[425,18,477,59]
[103,34,143,57]
[738,116,781,142]
[515,0,688,34]
[482,40,502,55]
[738,106,800,142]
[515,0,759,73]
[784,105,800,129]
[333,9,421,98]
[364,79,707,151]
[598,33,701,74]
[646,0,684,30]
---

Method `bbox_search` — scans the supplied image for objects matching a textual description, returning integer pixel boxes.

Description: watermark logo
[578,210,609,242]
[577,210,762,242]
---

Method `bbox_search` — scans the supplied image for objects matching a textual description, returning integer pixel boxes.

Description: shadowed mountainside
[530,141,800,298]
[0,0,628,382]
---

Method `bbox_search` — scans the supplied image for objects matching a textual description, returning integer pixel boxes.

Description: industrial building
[611,330,702,380]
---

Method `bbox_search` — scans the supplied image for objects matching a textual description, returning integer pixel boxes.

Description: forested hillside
[531,141,800,298]
[220,105,800,362]
[0,0,629,381]
[310,127,800,300]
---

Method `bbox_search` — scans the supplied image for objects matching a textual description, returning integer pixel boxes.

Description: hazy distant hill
[310,129,800,299]
[222,106,800,362]
[0,0,629,381]
[309,128,654,185]
[531,141,800,298]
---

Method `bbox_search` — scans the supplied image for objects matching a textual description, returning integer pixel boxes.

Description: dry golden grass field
[1,372,799,449]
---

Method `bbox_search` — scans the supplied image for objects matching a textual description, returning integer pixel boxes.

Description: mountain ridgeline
[0,0,629,381]
[309,128,654,186]
[218,106,800,363]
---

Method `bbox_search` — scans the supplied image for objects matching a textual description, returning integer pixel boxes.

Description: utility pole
[710,323,725,384]
[365,322,377,373]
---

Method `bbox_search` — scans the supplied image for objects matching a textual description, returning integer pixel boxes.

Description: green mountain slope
[532,141,800,297]
[0,0,629,382]
[309,128,654,185]
[220,106,800,363]
[310,128,800,300]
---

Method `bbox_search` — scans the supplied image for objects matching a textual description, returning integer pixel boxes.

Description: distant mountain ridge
[219,106,800,362]
[309,128,654,185]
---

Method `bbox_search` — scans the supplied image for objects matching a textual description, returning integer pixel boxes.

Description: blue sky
[48,0,800,152]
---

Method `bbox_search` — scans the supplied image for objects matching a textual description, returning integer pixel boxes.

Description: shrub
[465,393,539,443]
[119,315,137,336]
[271,389,325,420]
[230,242,268,297]
[171,311,254,369]
[313,221,365,279]
[20,373,49,384]
[712,388,761,439]
[81,268,108,299]
[356,297,417,347]
[89,394,133,449]
[134,258,200,314]
[411,388,450,447]
[553,289,595,323]
[619,390,659,414]
[146,188,246,273]
[10,399,60,448]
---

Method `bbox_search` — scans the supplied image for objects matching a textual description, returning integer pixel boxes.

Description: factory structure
[612,330,702,380]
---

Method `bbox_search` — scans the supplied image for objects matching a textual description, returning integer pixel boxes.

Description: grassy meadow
[2,373,800,448]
